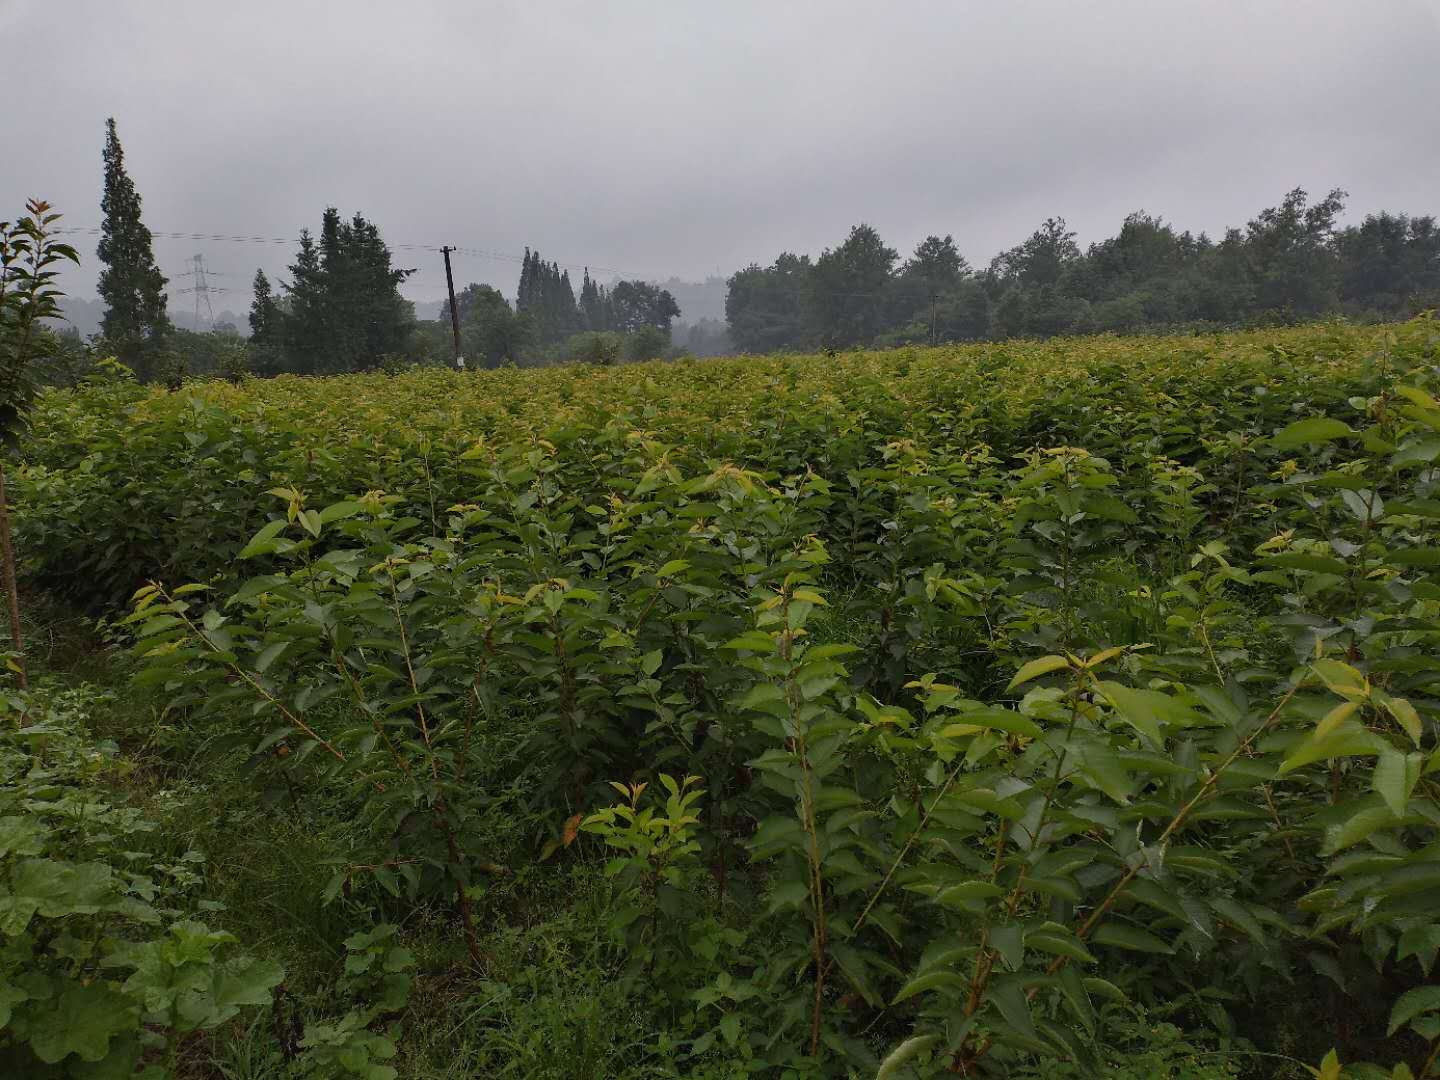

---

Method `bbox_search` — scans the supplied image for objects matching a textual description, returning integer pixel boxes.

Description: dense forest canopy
[725,189,1440,352]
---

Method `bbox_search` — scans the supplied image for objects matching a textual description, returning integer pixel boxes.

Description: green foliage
[14,316,1440,1075]
[566,330,623,366]
[0,200,81,441]
[583,775,708,982]
[727,191,1440,350]
[96,119,171,379]
[289,923,414,1079]
[274,209,415,376]
[0,687,282,1076]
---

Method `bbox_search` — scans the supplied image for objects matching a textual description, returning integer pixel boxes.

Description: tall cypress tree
[96,118,170,377]
[317,207,360,371]
[338,211,413,368]
[580,269,603,330]
[283,230,326,375]
[248,271,280,344]
[515,250,580,344]
[517,249,535,313]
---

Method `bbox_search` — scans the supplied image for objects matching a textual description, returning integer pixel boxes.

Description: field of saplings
[6,319,1440,1078]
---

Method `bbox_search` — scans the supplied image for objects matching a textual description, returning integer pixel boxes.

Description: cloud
[7,0,1439,304]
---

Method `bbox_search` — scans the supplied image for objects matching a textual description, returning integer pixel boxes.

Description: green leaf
[253,641,289,674]
[718,1011,740,1047]
[1025,931,1096,965]
[1278,721,1386,776]
[1006,655,1069,692]
[213,957,284,1015]
[238,519,287,558]
[1388,985,1440,1036]
[934,881,1005,907]
[766,880,809,913]
[1076,739,1132,804]
[1372,747,1415,818]
[940,708,1043,740]
[877,1035,939,1078]
[0,816,47,857]
[1098,682,1176,745]
[1396,925,1440,964]
[1382,696,1424,746]
[28,982,137,1063]
[720,631,776,653]
[1272,417,1353,449]
[0,979,26,1029]
[1058,964,1096,1033]
[1323,801,1404,855]
[1393,438,1440,467]
[1388,548,1440,566]
[990,925,1025,971]
[987,974,1036,1038]
[1267,553,1350,576]
[318,500,362,524]
[736,683,784,711]
[890,970,967,1005]
[1210,898,1265,943]
[1082,977,1127,1003]
[1091,922,1173,954]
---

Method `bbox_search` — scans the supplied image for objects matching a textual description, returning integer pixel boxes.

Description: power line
[52,225,640,279]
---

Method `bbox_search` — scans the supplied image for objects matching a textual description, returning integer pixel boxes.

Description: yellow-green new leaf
[1383,696,1423,746]
[877,1035,939,1078]
[1006,655,1069,693]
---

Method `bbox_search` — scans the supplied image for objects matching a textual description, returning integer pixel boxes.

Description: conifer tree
[283,230,326,374]
[278,210,414,373]
[96,118,170,377]
[516,249,580,344]
[517,249,536,313]
[248,270,278,343]
[579,269,610,331]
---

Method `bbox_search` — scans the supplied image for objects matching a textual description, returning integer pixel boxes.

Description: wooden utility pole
[441,246,463,369]
[929,293,938,346]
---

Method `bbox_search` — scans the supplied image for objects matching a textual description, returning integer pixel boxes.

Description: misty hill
[46,297,107,339]
[654,277,727,323]
[48,297,246,338]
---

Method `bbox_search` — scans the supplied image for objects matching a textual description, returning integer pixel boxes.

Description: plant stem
[850,758,966,938]
[1419,1034,1440,1079]
[1050,682,1299,973]
[0,460,25,689]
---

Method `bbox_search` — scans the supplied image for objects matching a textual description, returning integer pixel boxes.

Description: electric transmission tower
[175,254,227,330]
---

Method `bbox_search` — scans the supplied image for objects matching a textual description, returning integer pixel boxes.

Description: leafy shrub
[0,687,282,1076]
[17,316,1440,1075]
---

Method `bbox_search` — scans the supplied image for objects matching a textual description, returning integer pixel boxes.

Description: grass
[13,591,741,1078]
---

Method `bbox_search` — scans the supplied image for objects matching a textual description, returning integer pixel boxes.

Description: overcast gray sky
[7,0,1440,307]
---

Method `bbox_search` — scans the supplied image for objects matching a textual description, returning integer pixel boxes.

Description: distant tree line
[416,253,683,369]
[725,189,1440,352]
[54,119,689,382]
[49,119,1440,384]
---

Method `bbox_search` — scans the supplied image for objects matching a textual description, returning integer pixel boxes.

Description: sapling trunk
[0,459,26,689]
